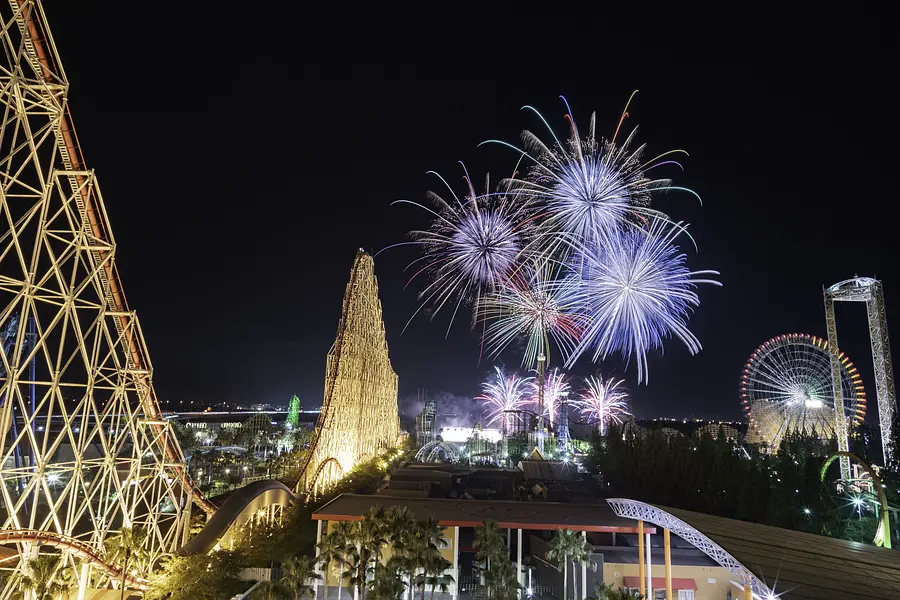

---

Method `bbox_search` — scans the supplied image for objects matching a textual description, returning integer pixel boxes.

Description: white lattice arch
[606,499,773,598]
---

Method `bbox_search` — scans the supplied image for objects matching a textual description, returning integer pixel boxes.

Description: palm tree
[384,507,416,597]
[420,552,454,600]
[474,520,505,571]
[367,563,406,600]
[546,529,576,600]
[281,556,322,600]
[104,526,149,600]
[258,580,294,600]
[350,508,388,600]
[15,554,71,600]
[482,557,519,600]
[589,583,644,600]
[329,521,354,600]
[569,534,597,600]
[318,529,345,600]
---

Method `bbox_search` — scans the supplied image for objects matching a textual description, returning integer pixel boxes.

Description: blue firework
[565,217,721,383]
[485,94,700,255]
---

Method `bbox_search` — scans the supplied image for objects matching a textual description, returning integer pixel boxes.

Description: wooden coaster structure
[298,251,400,497]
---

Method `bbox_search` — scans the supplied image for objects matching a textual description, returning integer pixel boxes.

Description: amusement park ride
[742,276,896,481]
[0,2,326,595]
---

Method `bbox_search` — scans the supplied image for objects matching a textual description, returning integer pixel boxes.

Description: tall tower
[0,0,203,588]
[300,251,400,495]
[825,277,896,475]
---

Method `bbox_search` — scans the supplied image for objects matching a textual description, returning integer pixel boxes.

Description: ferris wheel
[741,333,866,450]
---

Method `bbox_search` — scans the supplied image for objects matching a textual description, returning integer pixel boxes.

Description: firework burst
[577,375,630,435]
[486,94,699,255]
[479,258,585,369]
[476,366,533,430]
[393,168,534,333]
[566,217,721,383]
[528,368,570,426]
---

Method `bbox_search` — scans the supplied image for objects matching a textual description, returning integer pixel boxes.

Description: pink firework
[577,375,630,435]
[528,368,571,426]
[476,366,533,431]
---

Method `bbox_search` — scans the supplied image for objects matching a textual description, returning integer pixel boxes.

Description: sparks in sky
[577,374,630,435]
[485,94,699,256]
[528,368,570,426]
[566,217,721,384]
[392,167,534,333]
[476,366,533,431]
[479,258,585,369]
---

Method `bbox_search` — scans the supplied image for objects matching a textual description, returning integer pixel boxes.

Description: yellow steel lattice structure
[0,1,202,592]
[300,251,400,496]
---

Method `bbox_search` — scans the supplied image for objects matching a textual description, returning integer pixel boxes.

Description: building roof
[608,498,900,600]
[517,459,575,482]
[312,494,655,533]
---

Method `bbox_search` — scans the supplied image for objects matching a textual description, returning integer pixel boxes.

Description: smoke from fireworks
[479,259,585,369]
[566,217,721,383]
[476,366,533,430]
[577,375,630,435]
[528,368,570,426]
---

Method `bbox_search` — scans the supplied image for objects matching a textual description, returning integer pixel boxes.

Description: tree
[482,557,519,600]
[367,563,407,600]
[14,554,71,600]
[569,533,597,600]
[420,552,454,600]
[318,527,346,600]
[383,507,416,598]
[280,555,321,600]
[474,520,506,571]
[145,551,248,600]
[105,526,149,600]
[589,583,644,600]
[547,530,577,600]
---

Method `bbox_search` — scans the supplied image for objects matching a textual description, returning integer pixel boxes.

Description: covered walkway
[608,498,900,600]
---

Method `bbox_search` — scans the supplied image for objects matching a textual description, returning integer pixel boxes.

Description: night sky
[46,8,899,422]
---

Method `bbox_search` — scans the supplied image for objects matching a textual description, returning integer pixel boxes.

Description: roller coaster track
[0,480,295,590]
[17,0,215,516]
[0,530,149,591]
[294,257,362,492]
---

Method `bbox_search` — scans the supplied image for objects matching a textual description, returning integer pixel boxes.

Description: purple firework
[394,168,534,333]
[485,94,699,255]
[565,217,721,384]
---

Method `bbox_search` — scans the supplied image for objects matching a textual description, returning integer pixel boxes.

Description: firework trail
[566,217,721,383]
[479,258,585,369]
[577,375,630,435]
[528,368,570,426]
[391,167,535,334]
[476,366,533,431]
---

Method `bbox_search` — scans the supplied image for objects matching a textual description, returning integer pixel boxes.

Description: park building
[312,495,734,600]
[310,490,900,600]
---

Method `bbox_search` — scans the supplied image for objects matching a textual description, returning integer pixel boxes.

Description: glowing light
[576,375,630,435]
[566,217,720,383]
[480,259,585,368]
[495,98,697,253]
[395,168,534,331]
[46,473,60,484]
[476,366,532,430]
[527,368,570,426]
